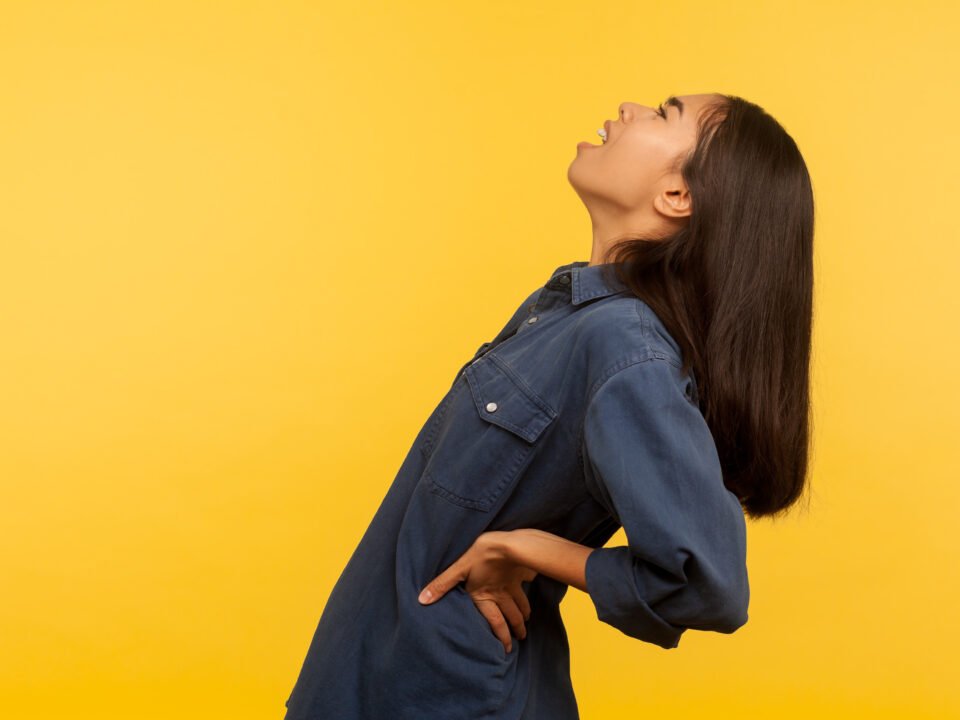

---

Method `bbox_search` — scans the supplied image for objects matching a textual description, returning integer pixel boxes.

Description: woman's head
[569,92,815,520]
[567,93,726,248]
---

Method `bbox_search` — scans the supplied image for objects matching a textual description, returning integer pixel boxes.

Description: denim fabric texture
[284,260,750,720]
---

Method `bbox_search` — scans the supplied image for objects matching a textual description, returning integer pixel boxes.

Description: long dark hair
[606,94,815,520]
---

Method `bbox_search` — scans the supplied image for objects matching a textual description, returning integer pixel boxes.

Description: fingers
[509,585,532,623]
[499,595,527,642]
[476,596,529,653]
[475,599,514,653]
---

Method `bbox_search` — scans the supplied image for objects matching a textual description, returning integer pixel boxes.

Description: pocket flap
[464,357,556,443]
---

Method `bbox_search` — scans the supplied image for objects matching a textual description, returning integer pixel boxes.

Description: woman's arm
[488,528,592,594]
[417,528,590,652]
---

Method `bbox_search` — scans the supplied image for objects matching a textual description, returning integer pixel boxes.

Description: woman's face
[568,93,724,232]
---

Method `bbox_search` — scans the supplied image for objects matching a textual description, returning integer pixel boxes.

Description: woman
[284,92,814,719]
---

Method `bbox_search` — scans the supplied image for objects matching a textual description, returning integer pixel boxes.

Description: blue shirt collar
[548,260,631,305]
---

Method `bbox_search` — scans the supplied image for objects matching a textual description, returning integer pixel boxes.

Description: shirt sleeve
[581,357,750,649]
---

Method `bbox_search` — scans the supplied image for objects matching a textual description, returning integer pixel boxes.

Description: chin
[566,159,584,191]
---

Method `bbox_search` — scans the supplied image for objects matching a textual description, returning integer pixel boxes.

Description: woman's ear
[653,185,692,220]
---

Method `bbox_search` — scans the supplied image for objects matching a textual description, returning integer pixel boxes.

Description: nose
[618,102,639,121]
[618,102,656,121]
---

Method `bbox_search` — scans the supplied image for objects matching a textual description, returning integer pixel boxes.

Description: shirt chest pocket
[424,355,557,512]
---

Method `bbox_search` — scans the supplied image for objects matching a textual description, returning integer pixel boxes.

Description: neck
[586,206,665,267]
[587,201,663,265]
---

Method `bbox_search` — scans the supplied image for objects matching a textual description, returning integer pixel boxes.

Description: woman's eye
[657,104,667,118]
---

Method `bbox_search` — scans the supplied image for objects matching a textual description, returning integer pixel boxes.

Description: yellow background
[1,1,957,718]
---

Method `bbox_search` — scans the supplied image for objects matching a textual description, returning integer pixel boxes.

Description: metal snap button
[485,402,498,413]
[527,316,538,324]
[559,275,570,284]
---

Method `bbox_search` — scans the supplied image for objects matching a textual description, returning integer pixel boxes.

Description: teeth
[597,128,607,143]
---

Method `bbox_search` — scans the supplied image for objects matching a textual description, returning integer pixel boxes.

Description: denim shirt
[284,260,750,720]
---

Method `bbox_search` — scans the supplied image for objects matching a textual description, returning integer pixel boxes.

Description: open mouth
[578,121,611,149]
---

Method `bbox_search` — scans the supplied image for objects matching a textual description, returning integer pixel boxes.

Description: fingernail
[418,588,433,604]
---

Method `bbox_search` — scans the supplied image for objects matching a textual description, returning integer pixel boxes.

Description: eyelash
[656,104,667,118]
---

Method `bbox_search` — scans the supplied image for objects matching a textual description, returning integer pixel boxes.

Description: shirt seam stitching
[635,300,682,369]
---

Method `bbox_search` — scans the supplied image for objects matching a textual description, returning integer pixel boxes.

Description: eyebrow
[664,96,684,119]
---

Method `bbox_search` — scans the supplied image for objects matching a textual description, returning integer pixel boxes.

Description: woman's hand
[418,531,538,654]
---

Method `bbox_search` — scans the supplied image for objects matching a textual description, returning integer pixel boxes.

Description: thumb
[418,570,463,605]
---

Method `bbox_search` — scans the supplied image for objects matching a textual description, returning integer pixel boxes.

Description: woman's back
[282,260,748,720]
